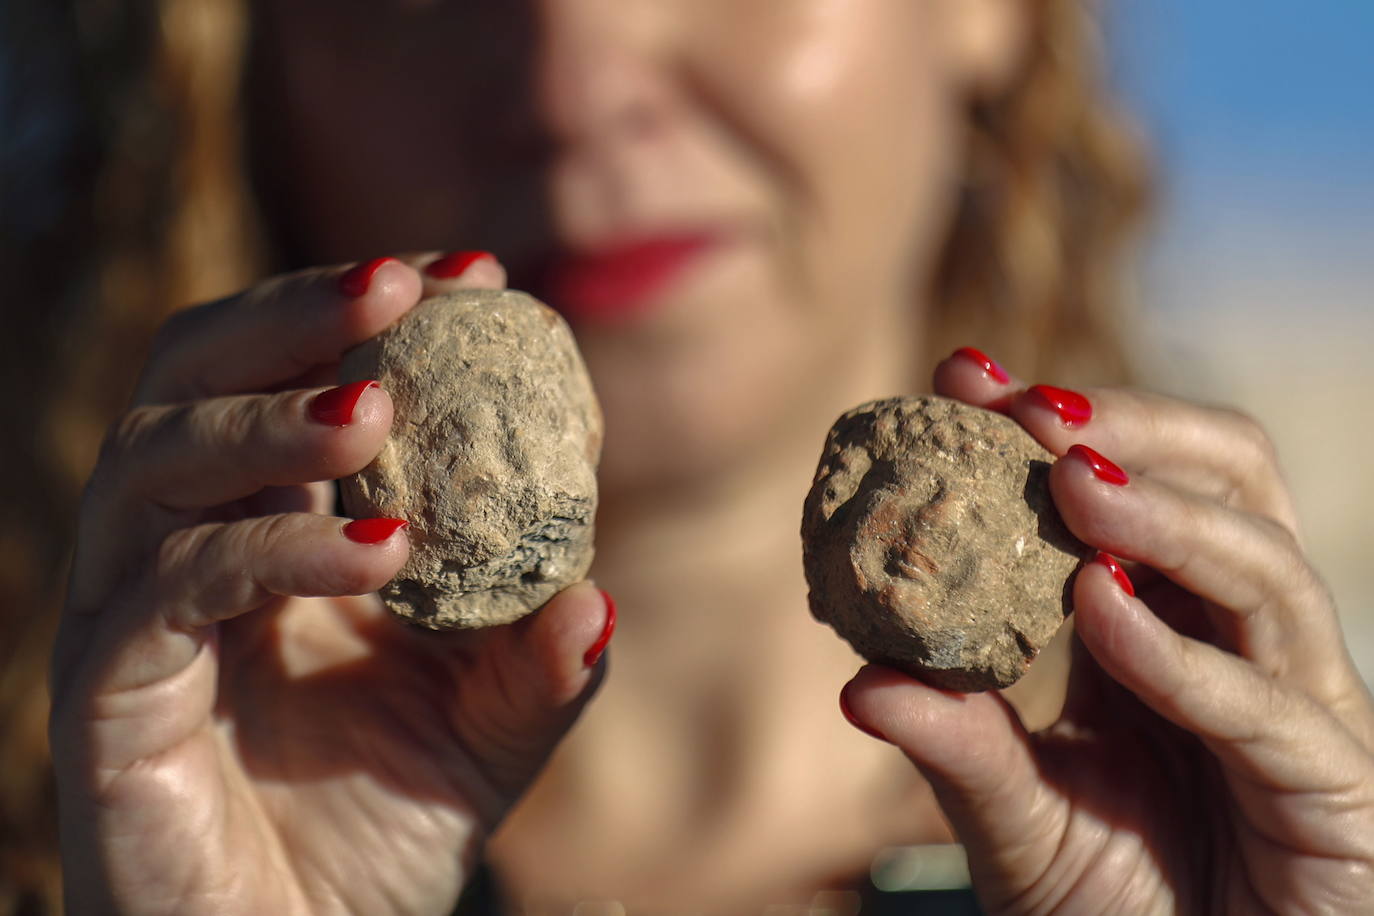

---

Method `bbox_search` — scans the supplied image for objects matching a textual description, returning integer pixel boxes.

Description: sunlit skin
[50,0,1374,913]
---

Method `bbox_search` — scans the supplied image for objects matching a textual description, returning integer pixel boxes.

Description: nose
[535,0,674,148]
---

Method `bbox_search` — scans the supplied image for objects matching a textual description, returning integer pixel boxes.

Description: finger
[61,514,410,729]
[135,258,423,404]
[94,383,392,512]
[392,249,506,298]
[158,251,507,398]
[442,583,615,818]
[1074,563,1374,861]
[931,347,1297,530]
[1010,384,1298,530]
[931,346,1019,413]
[841,665,1066,892]
[1050,445,1352,695]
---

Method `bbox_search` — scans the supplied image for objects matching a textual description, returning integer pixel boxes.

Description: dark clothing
[453,864,983,914]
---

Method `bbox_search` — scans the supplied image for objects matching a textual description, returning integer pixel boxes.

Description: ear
[933,0,1029,99]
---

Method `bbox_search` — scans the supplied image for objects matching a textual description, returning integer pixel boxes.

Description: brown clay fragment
[801,395,1089,691]
[340,289,602,629]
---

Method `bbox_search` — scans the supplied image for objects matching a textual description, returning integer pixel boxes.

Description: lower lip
[546,234,720,323]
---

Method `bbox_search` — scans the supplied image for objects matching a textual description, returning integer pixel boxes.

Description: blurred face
[251,0,1012,498]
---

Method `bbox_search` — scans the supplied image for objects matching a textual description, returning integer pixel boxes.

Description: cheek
[693,0,962,311]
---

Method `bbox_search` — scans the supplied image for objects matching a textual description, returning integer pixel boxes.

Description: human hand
[50,253,616,915]
[840,347,1374,914]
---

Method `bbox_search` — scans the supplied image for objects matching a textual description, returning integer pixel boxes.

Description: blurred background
[1,0,1371,907]
[1109,0,1374,678]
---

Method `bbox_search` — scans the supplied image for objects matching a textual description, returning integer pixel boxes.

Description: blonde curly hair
[0,0,1149,911]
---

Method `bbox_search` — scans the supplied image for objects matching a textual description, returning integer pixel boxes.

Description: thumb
[841,665,1064,899]
[447,582,616,809]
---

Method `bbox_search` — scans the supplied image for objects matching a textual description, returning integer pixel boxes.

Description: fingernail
[338,257,395,298]
[309,380,378,427]
[343,517,409,544]
[1067,443,1129,486]
[425,250,495,279]
[1092,551,1135,597]
[839,686,887,742]
[1027,384,1093,428]
[583,589,617,668]
[952,346,1011,384]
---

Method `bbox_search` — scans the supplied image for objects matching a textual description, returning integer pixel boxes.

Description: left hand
[841,349,1374,914]
[49,253,613,915]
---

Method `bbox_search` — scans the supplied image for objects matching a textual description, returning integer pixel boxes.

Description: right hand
[50,253,616,915]
[842,350,1374,913]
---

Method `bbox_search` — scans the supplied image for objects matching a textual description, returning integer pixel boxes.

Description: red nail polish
[952,346,1011,384]
[343,517,409,544]
[338,257,394,298]
[839,687,887,742]
[309,380,378,427]
[584,589,617,668]
[1028,384,1093,427]
[425,250,494,279]
[1067,443,1129,486]
[1092,551,1135,597]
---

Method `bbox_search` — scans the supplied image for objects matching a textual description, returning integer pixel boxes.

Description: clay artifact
[341,289,602,629]
[801,395,1089,691]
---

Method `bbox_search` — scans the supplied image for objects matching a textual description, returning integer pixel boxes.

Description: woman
[19,0,1374,912]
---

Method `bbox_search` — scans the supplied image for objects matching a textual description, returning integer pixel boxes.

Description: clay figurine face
[802,397,1083,692]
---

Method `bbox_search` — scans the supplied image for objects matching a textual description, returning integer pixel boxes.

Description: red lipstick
[546,233,717,322]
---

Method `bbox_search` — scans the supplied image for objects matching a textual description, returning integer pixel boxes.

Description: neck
[489,305,959,899]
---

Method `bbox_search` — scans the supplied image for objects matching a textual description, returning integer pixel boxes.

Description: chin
[585,337,832,512]
[592,380,762,506]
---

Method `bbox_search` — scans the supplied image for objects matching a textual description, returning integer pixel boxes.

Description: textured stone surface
[340,289,602,629]
[801,396,1089,691]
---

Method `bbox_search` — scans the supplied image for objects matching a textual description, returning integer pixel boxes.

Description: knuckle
[98,406,160,466]
[1134,395,1172,448]
[1231,678,1290,745]
[163,396,271,478]
[157,520,273,622]
[1259,677,1294,725]
[211,395,264,452]
[244,512,300,556]
[155,523,215,586]
[1151,491,1205,578]
[1168,636,1206,698]
[147,306,203,361]
[152,524,218,616]
[142,305,220,398]
[1254,511,1300,552]
[92,407,174,496]
[1254,513,1326,603]
[1221,406,1282,476]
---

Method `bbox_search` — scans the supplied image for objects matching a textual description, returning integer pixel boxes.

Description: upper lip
[555,225,727,259]
[519,225,727,286]
[510,227,727,320]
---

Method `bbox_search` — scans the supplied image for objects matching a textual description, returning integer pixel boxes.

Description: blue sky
[1106,1,1374,317]
[1112,1,1374,164]
[1102,3,1374,658]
